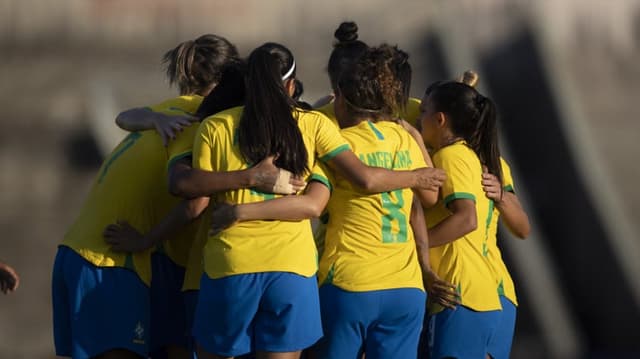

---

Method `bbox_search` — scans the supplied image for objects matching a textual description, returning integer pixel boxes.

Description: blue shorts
[149,252,187,356]
[427,305,501,359]
[193,272,323,357]
[52,246,150,358]
[488,296,517,359]
[183,289,199,357]
[315,284,426,359]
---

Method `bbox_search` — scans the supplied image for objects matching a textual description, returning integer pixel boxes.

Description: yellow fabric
[487,158,518,305]
[193,106,350,279]
[402,97,422,127]
[151,96,203,268]
[316,102,338,127]
[62,95,202,285]
[426,141,501,313]
[318,120,427,292]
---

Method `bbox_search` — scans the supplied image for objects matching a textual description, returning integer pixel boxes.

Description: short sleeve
[312,113,351,162]
[433,148,477,206]
[500,157,515,193]
[192,119,216,172]
[167,124,199,169]
[309,162,334,192]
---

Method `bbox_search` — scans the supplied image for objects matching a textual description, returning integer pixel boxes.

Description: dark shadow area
[65,129,104,170]
[481,27,640,354]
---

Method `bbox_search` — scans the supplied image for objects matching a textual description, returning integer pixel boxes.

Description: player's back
[62,130,172,284]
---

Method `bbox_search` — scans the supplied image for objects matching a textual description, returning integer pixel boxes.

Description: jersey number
[381,189,407,243]
[97,132,142,183]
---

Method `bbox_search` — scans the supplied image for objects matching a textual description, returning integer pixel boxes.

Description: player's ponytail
[238,43,308,176]
[328,21,369,91]
[162,34,239,96]
[469,95,502,185]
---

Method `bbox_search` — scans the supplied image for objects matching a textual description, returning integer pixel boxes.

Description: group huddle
[52,21,530,359]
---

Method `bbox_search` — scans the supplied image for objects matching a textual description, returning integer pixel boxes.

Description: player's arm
[397,119,440,207]
[168,156,306,199]
[410,195,459,308]
[116,107,198,147]
[482,171,530,239]
[326,151,446,193]
[104,197,209,253]
[427,198,477,247]
[209,181,331,235]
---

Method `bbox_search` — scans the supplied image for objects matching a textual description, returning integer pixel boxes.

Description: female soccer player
[417,80,506,359]
[191,42,446,359]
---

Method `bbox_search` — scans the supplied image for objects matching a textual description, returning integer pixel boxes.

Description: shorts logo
[133,321,145,344]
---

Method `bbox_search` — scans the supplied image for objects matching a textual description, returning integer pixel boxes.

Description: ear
[435,112,447,129]
[285,78,296,97]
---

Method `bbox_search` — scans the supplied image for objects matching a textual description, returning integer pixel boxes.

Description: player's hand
[482,166,503,203]
[152,113,199,147]
[414,167,446,191]
[104,220,152,253]
[209,202,238,236]
[252,156,306,194]
[424,270,460,309]
[0,262,19,294]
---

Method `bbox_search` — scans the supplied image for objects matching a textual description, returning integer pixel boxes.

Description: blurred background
[1,0,639,358]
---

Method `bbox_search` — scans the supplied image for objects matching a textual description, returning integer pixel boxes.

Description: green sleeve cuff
[503,184,515,193]
[319,144,350,162]
[167,152,192,169]
[443,192,476,206]
[310,174,332,192]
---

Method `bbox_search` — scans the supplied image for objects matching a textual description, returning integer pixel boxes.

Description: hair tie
[282,60,296,80]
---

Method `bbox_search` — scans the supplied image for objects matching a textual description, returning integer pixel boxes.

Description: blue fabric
[315,284,426,359]
[427,305,501,359]
[193,272,322,357]
[52,246,150,358]
[149,252,187,357]
[488,296,517,359]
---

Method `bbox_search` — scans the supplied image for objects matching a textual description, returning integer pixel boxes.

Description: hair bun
[334,22,359,43]
[458,70,479,88]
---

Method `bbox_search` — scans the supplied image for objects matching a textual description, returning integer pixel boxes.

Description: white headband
[281,60,296,80]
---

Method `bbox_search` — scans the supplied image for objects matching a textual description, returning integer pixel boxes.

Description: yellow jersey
[426,141,501,313]
[318,120,427,292]
[62,95,202,285]
[487,158,518,305]
[193,106,350,279]
[151,96,203,268]
[313,97,423,253]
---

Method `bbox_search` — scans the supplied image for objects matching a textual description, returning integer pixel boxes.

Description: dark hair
[388,46,412,116]
[195,60,246,119]
[337,44,403,120]
[327,22,369,90]
[427,81,502,184]
[293,79,313,110]
[162,34,239,95]
[237,42,308,176]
